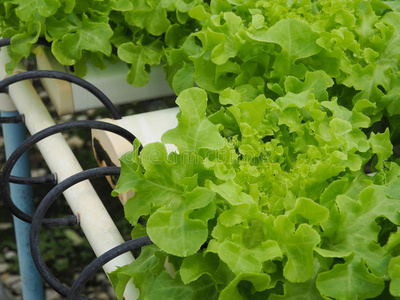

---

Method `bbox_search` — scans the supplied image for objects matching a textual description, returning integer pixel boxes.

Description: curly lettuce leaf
[117,39,163,86]
[162,88,225,152]
[265,18,321,79]
[108,245,166,300]
[52,13,113,65]
[14,0,60,22]
[146,187,216,257]
[389,256,400,297]
[317,258,385,300]
[124,0,171,36]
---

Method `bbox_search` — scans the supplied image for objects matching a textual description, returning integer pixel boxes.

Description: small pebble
[76,115,89,121]
[0,263,9,273]
[3,274,20,287]
[67,136,85,148]
[95,272,108,283]
[10,280,22,294]
[89,291,109,300]
[46,288,63,300]
[31,168,48,177]
[60,114,73,121]
[4,251,16,260]
[38,90,48,99]
[0,223,12,230]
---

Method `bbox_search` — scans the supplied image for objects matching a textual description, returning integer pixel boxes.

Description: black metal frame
[0,37,151,299]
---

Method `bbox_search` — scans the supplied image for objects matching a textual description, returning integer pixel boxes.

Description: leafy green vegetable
[0,0,202,82]
[107,1,400,295]
[162,88,225,152]
[112,83,400,299]
[316,258,385,299]
[4,0,400,299]
[52,13,113,66]
[117,39,163,86]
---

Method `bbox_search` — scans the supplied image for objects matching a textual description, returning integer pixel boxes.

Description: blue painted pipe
[1,110,44,299]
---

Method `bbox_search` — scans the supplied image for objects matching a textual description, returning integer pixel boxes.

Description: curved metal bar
[30,167,135,299]
[0,115,24,123]
[1,120,140,226]
[0,113,56,185]
[7,172,57,185]
[0,70,122,119]
[67,236,152,300]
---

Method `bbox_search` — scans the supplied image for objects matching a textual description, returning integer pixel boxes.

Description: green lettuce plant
[109,1,400,299]
[0,0,202,82]
[111,86,400,299]
[2,0,400,299]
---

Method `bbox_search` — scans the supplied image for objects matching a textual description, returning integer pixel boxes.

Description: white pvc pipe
[0,51,138,299]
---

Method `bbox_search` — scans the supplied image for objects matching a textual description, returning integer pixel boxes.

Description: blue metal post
[1,110,44,299]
